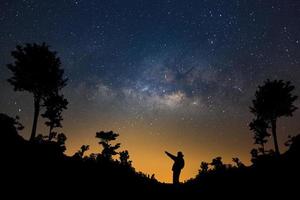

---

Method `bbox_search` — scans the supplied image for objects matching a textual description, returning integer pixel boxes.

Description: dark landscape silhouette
[2,43,300,198]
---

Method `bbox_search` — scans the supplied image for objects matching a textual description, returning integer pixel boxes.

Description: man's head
[177,151,184,157]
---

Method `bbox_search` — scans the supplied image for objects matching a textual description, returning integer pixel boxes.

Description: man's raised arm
[165,151,176,160]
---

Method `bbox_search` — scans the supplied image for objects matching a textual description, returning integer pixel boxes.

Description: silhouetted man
[165,151,185,184]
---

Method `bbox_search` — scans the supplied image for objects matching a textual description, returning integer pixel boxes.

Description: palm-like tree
[7,43,67,141]
[250,79,298,155]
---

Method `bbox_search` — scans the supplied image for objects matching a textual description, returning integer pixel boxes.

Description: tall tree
[7,43,67,141]
[250,79,298,155]
[249,117,270,154]
[96,131,120,160]
[42,93,68,136]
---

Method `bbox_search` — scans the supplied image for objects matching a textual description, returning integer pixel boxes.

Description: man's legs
[173,170,180,184]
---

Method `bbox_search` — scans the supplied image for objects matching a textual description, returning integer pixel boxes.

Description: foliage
[199,161,209,174]
[250,79,298,155]
[96,131,121,160]
[7,43,67,141]
[119,150,132,166]
[232,157,245,168]
[42,93,68,135]
[249,117,270,154]
[73,145,90,159]
[211,157,225,171]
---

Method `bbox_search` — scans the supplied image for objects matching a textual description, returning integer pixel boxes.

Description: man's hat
[178,151,184,157]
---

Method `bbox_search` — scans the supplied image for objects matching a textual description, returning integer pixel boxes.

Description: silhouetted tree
[249,118,270,154]
[35,132,67,152]
[88,153,98,161]
[35,133,46,143]
[7,43,67,141]
[285,134,300,155]
[80,145,89,155]
[119,150,132,166]
[48,132,57,141]
[211,157,224,171]
[56,133,67,152]
[96,131,120,160]
[57,133,66,144]
[250,79,298,155]
[42,93,68,137]
[73,145,90,159]
[0,113,24,145]
[250,148,259,164]
[199,161,209,174]
[232,157,245,168]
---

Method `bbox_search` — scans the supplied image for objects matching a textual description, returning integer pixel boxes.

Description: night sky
[1,0,300,182]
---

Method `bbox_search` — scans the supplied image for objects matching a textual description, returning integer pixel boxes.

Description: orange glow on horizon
[62,119,254,183]
[18,105,299,183]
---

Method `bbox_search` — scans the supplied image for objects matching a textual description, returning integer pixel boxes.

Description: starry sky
[1,0,300,182]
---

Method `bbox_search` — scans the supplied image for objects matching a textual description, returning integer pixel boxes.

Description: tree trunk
[271,118,280,156]
[29,96,41,142]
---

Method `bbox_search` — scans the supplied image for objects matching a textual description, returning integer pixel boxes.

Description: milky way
[1,0,300,182]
